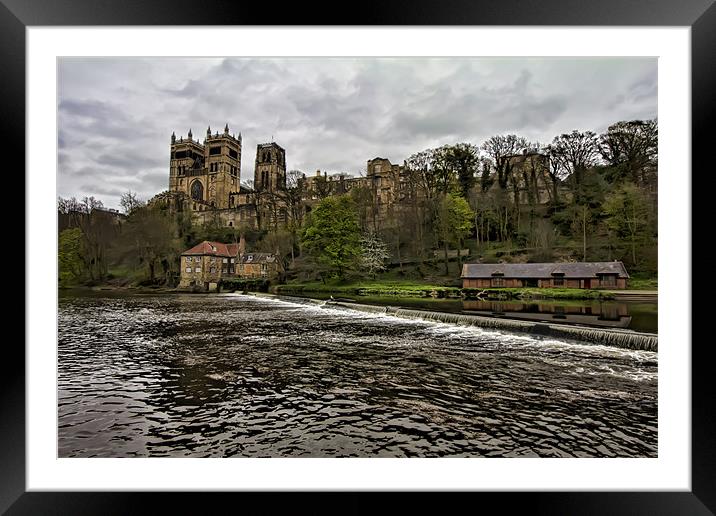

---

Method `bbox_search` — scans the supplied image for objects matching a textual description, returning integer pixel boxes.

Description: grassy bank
[273,280,615,300]
[274,280,460,298]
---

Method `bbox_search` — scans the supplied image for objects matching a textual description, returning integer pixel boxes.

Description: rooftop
[461,261,629,279]
[181,241,239,257]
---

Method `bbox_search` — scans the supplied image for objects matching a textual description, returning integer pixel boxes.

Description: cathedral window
[191,180,204,201]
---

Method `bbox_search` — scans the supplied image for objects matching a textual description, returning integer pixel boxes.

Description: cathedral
[165,123,555,232]
[168,124,288,228]
[166,123,409,230]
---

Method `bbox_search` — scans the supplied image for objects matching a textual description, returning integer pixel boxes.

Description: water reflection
[462,300,633,329]
[302,293,657,334]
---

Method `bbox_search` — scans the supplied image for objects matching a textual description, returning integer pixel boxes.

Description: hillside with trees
[58,118,657,289]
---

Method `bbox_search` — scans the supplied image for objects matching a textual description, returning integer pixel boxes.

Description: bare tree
[548,130,600,186]
[599,119,658,186]
[120,190,144,215]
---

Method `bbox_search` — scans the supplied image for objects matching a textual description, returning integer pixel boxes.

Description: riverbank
[273,281,617,301]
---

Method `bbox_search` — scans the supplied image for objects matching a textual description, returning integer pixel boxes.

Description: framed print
[7,0,713,513]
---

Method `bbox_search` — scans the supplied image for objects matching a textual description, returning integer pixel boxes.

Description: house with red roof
[179,238,281,290]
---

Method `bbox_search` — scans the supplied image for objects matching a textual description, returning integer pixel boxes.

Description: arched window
[191,180,204,201]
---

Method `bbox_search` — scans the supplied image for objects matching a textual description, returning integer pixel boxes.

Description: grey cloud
[58,57,657,209]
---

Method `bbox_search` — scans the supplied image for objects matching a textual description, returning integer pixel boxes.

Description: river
[58,292,658,458]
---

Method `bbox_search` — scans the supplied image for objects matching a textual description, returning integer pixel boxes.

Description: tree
[435,193,474,275]
[548,130,600,202]
[114,205,178,283]
[359,232,390,279]
[58,228,85,286]
[301,195,361,280]
[603,182,653,266]
[447,143,479,198]
[120,190,144,215]
[599,119,658,186]
[481,134,531,190]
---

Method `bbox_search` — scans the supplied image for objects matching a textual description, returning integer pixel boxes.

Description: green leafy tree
[58,228,85,286]
[603,182,653,266]
[301,195,361,280]
[447,143,480,198]
[435,193,474,275]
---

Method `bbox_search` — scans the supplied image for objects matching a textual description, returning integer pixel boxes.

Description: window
[195,256,201,262]
[553,277,564,286]
[210,256,216,263]
[491,277,505,287]
[223,258,228,263]
[185,267,191,273]
[229,258,234,263]
[191,180,204,201]
[600,274,617,287]
[222,267,227,273]
[210,267,216,273]
[185,256,191,263]
[195,267,201,273]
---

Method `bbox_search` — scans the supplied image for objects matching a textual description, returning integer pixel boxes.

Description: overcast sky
[58,57,657,209]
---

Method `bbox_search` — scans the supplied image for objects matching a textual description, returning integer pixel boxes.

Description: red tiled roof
[182,241,237,257]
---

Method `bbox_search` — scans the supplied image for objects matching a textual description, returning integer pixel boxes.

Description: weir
[248,293,658,351]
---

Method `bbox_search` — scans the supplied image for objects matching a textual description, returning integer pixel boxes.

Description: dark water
[293,293,658,334]
[58,293,658,458]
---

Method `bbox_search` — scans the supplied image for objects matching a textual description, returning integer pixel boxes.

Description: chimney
[239,233,246,256]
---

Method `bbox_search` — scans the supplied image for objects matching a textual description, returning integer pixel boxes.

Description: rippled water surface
[58,293,657,457]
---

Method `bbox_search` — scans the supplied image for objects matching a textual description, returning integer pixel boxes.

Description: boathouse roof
[461,261,630,279]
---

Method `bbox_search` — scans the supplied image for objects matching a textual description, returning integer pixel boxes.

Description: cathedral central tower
[254,142,286,193]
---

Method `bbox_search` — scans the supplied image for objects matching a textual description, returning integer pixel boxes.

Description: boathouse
[461,261,629,289]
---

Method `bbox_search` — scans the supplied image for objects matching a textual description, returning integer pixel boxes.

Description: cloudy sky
[58,57,656,209]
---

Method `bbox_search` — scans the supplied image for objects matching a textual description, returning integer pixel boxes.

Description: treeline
[296,118,657,280]
[58,118,657,287]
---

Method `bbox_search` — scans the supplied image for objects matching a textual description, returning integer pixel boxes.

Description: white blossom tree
[359,232,390,279]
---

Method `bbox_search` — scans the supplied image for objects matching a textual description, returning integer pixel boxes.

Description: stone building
[169,125,242,211]
[237,253,281,279]
[164,126,556,234]
[179,240,240,290]
[178,238,282,290]
[168,128,291,229]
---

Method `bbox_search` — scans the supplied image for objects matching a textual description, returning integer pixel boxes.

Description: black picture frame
[7,0,711,513]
